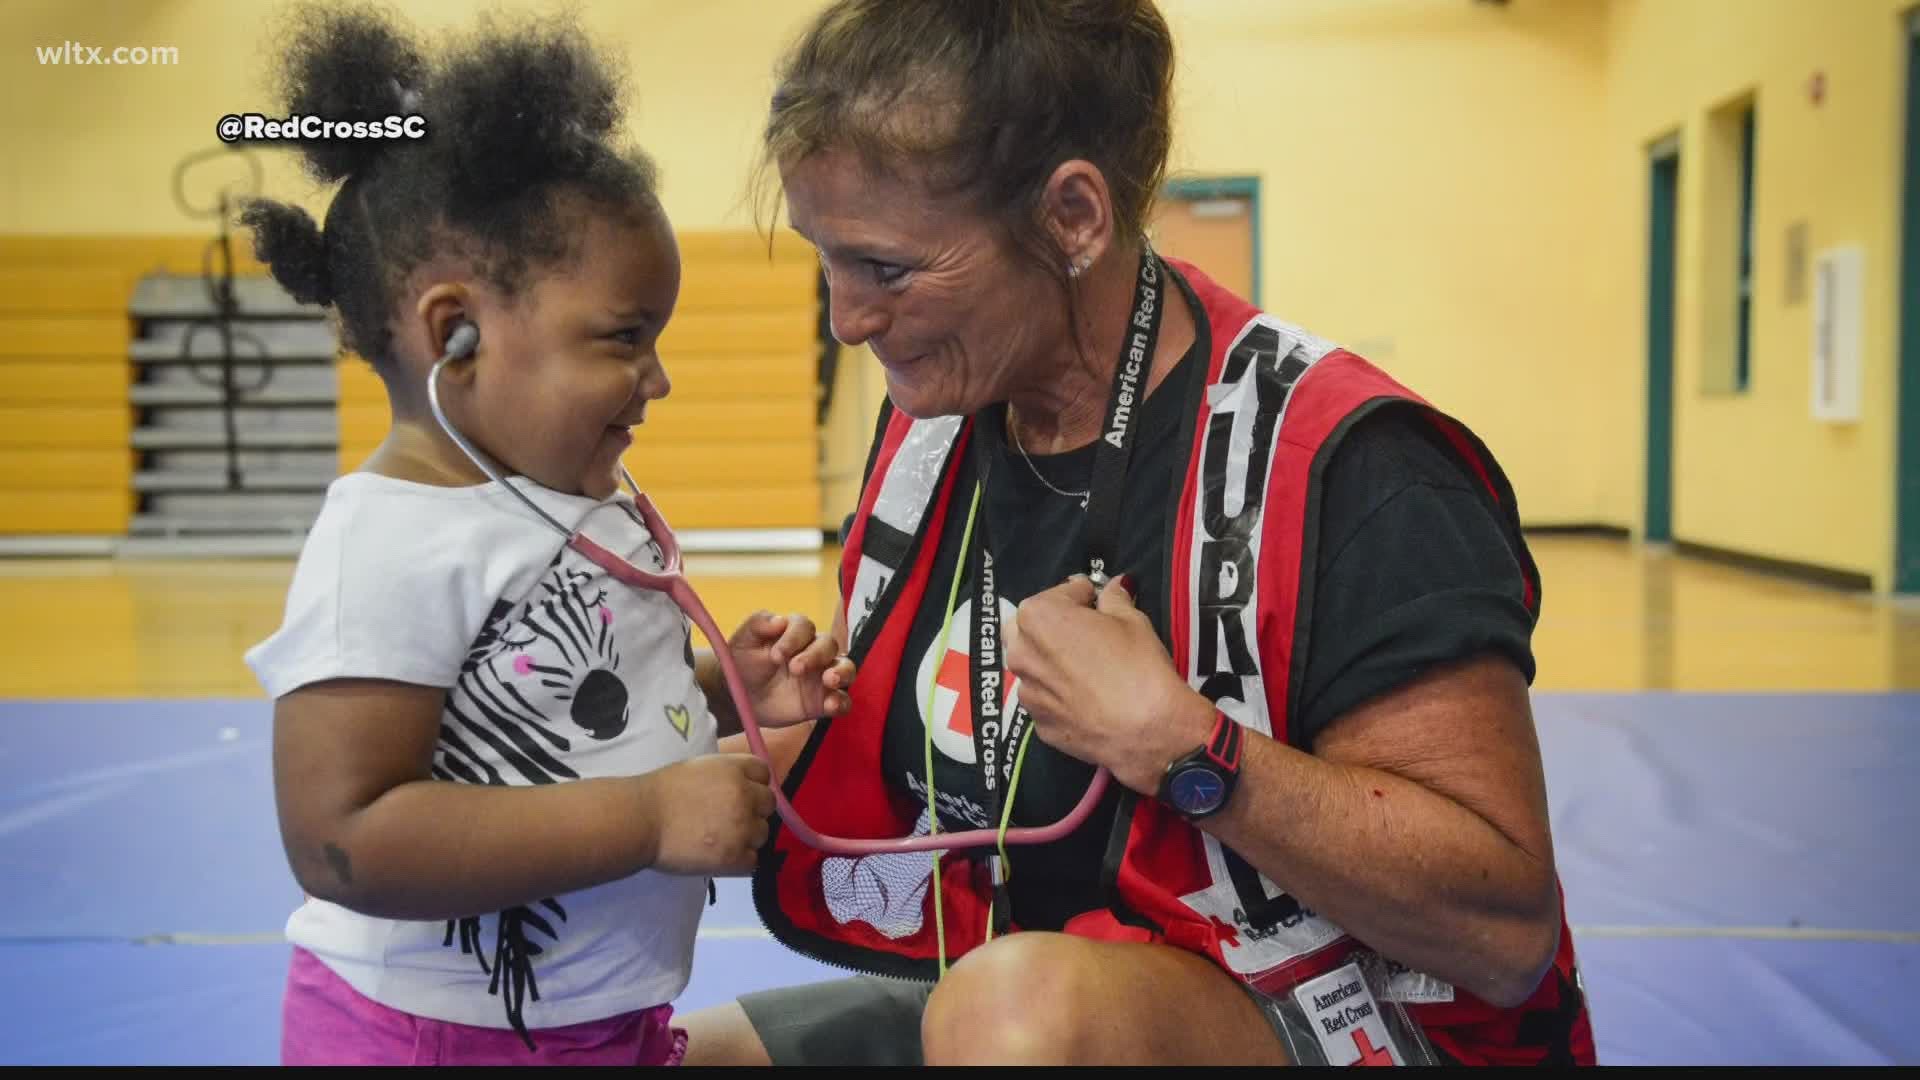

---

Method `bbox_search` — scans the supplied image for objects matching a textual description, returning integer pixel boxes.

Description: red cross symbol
[934,649,974,735]
[1207,914,1241,949]
[932,643,1019,744]
[1349,1029,1394,1066]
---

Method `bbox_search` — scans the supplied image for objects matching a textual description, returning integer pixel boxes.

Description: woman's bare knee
[921,934,1100,1065]
[921,932,1291,1066]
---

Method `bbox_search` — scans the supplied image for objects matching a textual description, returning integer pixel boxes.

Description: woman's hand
[1004,575,1212,794]
[726,611,856,728]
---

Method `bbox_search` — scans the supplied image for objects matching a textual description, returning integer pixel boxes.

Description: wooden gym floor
[2,536,1917,1065]
[0,535,1913,699]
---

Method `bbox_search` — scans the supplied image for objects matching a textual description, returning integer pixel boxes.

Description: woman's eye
[868,260,908,287]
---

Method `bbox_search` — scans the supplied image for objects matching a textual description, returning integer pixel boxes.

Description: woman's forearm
[1163,693,1562,1007]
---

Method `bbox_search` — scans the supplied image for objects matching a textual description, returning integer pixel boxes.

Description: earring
[1067,254,1093,278]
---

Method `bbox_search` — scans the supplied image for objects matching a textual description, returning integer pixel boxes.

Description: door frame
[1160,175,1262,307]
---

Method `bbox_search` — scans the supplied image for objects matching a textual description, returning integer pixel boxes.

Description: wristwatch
[1157,709,1244,820]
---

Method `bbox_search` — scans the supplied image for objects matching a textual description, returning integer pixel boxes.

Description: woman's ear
[1041,158,1116,273]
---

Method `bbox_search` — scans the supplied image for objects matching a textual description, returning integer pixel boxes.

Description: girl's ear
[417,283,478,381]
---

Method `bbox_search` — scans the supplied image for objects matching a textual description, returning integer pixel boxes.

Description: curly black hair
[240,2,662,373]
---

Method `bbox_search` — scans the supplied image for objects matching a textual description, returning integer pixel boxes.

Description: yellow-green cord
[919,482,1041,971]
[985,725,1036,942]
[922,483,981,978]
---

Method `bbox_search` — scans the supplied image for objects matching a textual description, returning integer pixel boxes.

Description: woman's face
[782,149,1069,419]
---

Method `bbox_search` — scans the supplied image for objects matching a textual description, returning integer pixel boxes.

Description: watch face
[1167,764,1227,814]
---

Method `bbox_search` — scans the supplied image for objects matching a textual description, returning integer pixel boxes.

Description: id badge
[1262,952,1441,1066]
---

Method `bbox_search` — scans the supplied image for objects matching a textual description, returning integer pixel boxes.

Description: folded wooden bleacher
[0,232,825,555]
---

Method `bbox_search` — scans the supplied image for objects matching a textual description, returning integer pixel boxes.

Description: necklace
[1007,412,1090,508]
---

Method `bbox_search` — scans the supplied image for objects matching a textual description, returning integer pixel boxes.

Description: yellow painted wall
[1595,0,1911,588]
[3,0,1914,582]
[842,0,1911,585]
[0,0,1629,533]
[0,0,832,234]
[1161,0,1618,528]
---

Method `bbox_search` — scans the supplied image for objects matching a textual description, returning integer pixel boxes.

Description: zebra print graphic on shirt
[433,550,631,787]
[430,548,631,1046]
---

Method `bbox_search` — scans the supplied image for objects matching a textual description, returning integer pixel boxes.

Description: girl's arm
[273,677,772,921]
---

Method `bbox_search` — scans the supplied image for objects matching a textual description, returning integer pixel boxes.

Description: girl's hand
[726,611,856,728]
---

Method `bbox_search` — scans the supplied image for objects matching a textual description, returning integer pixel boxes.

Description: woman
[685,0,1594,1066]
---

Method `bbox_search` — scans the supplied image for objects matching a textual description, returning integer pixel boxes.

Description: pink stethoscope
[427,325,1111,857]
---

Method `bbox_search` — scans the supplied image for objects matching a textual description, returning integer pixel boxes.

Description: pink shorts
[281,947,688,1066]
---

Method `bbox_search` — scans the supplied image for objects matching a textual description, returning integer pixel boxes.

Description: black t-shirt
[849,302,1539,934]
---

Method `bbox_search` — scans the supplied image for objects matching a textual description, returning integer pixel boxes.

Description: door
[1897,14,1920,591]
[1646,144,1680,544]
[1151,177,1259,304]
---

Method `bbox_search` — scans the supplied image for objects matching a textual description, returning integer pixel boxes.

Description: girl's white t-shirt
[246,471,719,1032]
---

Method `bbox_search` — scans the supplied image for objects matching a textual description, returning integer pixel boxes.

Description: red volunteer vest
[752,258,1595,1066]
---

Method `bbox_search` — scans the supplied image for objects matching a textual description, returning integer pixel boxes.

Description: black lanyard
[965,245,1166,925]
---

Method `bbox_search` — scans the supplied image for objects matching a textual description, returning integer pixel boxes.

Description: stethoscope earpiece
[443,321,480,362]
